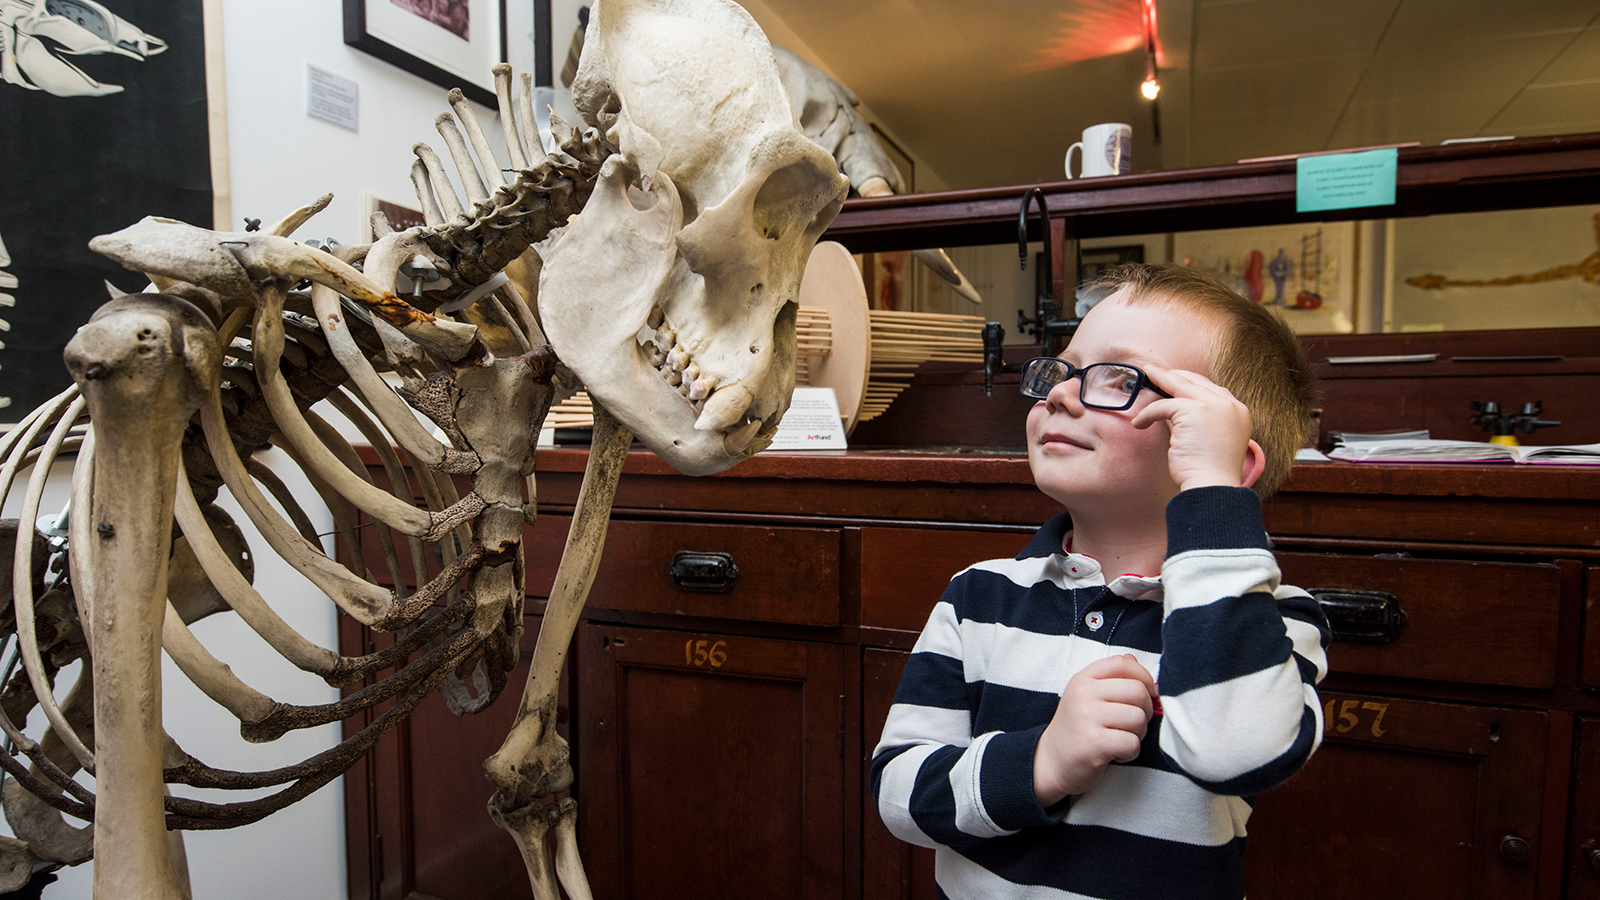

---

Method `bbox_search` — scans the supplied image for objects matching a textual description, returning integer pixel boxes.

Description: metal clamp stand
[983,187,1080,395]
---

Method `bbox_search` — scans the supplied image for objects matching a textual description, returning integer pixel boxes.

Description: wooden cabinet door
[578,623,849,900]
[861,648,938,900]
[1244,691,1548,900]
[1570,717,1600,900]
[1583,567,1600,692]
[342,611,569,900]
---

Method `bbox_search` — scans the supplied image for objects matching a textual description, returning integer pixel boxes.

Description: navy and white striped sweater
[871,487,1331,900]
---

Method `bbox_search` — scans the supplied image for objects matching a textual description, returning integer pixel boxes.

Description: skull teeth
[642,314,750,439]
[666,345,689,372]
[688,374,716,401]
[695,383,754,432]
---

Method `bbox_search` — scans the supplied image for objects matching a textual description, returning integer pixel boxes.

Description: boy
[871,263,1330,899]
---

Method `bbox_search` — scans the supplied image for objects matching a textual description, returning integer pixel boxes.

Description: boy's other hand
[1130,366,1259,492]
[1033,654,1157,807]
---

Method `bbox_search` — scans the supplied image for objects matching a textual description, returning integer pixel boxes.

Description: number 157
[1324,698,1390,737]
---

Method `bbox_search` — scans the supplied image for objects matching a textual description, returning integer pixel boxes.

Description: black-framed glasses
[1019,357,1172,410]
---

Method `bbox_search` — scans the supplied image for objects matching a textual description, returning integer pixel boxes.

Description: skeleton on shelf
[0,0,847,896]
[771,45,982,306]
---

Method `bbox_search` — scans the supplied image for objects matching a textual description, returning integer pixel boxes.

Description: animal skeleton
[0,0,845,896]
[771,45,982,306]
[1406,212,1600,291]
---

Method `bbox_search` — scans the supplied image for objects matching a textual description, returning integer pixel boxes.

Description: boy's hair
[1082,262,1317,498]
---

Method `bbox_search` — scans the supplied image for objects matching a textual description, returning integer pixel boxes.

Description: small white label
[307,64,359,132]
[763,387,847,451]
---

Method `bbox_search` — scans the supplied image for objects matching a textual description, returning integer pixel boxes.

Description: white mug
[1065,123,1132,178]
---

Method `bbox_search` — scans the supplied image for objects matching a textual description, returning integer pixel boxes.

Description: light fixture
[1139,0,1159,101]
[1139,0,1162,143]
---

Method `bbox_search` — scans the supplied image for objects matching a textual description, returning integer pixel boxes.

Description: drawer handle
[668,551,741,594]
[1308,589,1407,644]
[1499,835,1532,865]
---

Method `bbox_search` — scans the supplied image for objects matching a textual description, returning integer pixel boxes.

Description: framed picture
[362,194,428,240]
[344,0,512,107]
[1172,222,1358,335]
[1078,243,1144,285]
[0,0,227,421]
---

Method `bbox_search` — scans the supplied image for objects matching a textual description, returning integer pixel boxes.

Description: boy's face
[1026,291,1221,515]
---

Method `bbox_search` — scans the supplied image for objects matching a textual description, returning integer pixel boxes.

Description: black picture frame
[344,0,511,107]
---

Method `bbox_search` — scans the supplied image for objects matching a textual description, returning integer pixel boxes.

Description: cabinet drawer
[859,527,1032,632]
[529,516,841,627]
[1277,552,1560,688]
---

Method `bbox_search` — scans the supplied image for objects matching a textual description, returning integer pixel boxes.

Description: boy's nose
[1046,377,1085,415]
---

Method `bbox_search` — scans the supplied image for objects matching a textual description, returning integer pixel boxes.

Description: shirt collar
[1017,512,1165,600]
[1017,512,1074,559]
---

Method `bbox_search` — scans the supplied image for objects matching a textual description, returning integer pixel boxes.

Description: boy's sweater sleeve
[869,583,1068,851]
[1158,486,1332,794]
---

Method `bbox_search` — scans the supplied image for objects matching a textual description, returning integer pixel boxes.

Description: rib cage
[0,64,615,857]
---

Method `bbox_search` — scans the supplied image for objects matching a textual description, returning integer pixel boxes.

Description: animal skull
[538,0,847,476]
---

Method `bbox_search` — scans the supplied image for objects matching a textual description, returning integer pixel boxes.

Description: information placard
[763,387,848,451]
[1295,148,1398,213]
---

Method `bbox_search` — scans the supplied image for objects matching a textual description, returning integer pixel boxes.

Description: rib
[172,466,341,677]
[160,602,278,724]
[244,456,322,546]
[308,283,468,474]
[9,393,96,772]
[199,373,397,626]
[322,387,427,589]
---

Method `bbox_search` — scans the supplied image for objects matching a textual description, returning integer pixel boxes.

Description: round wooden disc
[797,241,871,433]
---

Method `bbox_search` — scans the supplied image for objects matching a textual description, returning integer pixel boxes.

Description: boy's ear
[1240,439,1267,489]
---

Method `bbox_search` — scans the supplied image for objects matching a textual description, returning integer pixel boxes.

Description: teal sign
[1296,148,1399,213]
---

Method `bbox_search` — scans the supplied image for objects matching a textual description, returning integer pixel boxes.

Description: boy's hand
[1130,366,1258,492]
[1033,654,1157,807]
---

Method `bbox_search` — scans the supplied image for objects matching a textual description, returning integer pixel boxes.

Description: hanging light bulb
[1140,76,1160,100]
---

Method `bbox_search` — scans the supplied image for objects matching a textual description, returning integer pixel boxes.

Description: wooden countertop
[532,447,1600,501]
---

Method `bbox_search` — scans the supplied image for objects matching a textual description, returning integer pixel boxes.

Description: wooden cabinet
[345,452,1600,900]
